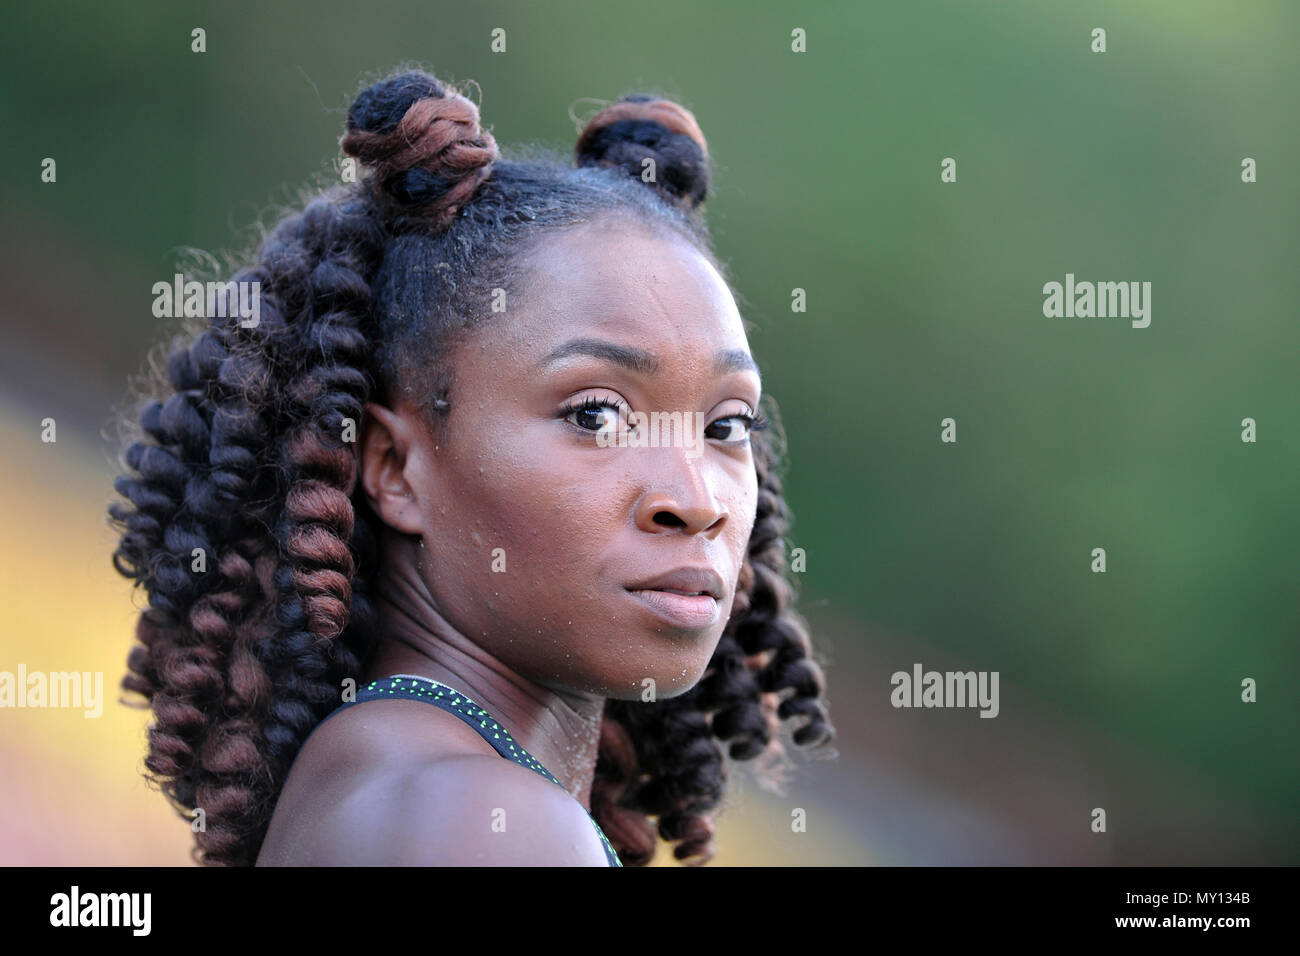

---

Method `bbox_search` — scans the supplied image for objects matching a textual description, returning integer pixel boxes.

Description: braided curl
[575,93,711,211]
[109,67,834,867]
[340,72,499,232]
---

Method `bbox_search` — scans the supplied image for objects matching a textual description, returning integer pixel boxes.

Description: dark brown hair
[109,66,835,866]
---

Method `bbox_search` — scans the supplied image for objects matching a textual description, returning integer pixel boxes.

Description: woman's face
[373,215,761,700]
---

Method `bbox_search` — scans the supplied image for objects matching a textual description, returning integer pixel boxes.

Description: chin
[590,650,718,702]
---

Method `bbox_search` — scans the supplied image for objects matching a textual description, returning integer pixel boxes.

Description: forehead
[499,217,749,355]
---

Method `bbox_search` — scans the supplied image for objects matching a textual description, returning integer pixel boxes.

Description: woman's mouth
[626,587,720,629]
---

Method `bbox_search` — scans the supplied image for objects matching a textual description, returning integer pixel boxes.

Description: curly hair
[108,66,835,867]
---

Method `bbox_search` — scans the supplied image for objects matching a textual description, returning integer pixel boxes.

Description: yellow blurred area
[0,395,848,866]
[0,396,193,864]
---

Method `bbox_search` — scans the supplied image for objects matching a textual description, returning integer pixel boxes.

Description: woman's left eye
[705,413,760,443]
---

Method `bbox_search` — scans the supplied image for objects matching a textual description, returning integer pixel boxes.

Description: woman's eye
[563,398,629,436]
[705,414,757,444]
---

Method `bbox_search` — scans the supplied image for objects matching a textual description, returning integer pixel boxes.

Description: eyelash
[557,396,771,442]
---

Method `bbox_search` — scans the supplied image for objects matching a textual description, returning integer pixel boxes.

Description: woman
[109,67,835,867]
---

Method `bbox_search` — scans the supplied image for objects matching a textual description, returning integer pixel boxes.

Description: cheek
[421,442,612,626]
[727,465,760,564]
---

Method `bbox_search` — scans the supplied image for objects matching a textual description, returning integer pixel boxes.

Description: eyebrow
[539,337,762,383]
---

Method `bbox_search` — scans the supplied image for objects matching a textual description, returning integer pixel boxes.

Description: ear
[359,400,428,537]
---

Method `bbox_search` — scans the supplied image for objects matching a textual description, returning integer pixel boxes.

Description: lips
[626,588,720,629]
[625,567,725,600]
[624,567,726,629]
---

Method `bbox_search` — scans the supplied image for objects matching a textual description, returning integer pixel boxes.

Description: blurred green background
[1,0,1295,864]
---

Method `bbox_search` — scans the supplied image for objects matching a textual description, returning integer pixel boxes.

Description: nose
[633,452,729,537]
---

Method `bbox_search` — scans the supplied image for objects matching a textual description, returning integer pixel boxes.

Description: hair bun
[574,94,710,211]
[341,70,499,229]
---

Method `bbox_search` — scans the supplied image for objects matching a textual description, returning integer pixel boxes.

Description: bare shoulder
[256,701,608,866]
[346,754,610,866]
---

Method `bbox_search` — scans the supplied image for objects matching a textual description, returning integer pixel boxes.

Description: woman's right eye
[560,397,631,436]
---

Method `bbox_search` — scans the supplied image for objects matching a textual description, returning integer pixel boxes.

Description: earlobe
[359,401,425,537]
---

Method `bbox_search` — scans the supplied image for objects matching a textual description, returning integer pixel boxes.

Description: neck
[363,543,605,810]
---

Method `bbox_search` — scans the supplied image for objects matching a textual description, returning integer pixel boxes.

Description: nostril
[652,511,686,528]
